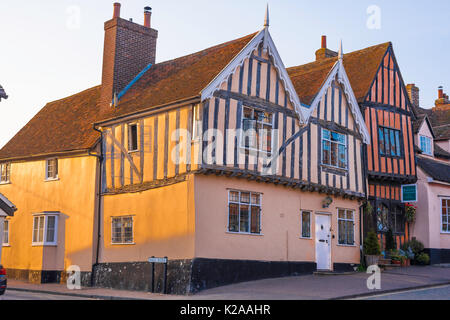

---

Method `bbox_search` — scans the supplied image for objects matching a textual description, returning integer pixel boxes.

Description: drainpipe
[90,125,104,287]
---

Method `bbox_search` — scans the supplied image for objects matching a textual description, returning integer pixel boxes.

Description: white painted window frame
[192,104,202,142]
[239,106,274,155]
[441,197,450,234]
[32,213,59,246]
[227,190,262,236]
[420,135,433,156]
[45,158,59,181]
[3,219,9,246]
[300,210,312,239]
[127,123,139,153]
[321,128,348,170]
[337,208,355,246]
[111,216,135,245]
[0,162,11,184]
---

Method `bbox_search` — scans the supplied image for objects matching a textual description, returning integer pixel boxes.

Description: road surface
[0,290,94,300]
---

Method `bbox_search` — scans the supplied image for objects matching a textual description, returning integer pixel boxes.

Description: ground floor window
[338,209,355,245]
[32,214,58,246]
[3,220,9,245]
[376,202,405,235]
[228,190,261,234]
[443,198,450,233]
[111,216,134,244]
[301,211,312,239]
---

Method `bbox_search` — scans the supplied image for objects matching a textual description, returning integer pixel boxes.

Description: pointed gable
[201,29,306,123]
[288,58,371,143]
[366,46,413,114]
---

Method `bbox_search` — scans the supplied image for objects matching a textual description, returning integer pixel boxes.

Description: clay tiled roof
[287,42,391,105]
[0,33,257,160]
[417,156,450,184]
[434,143,450,160]
[0,86,102,160]
[100,32,257,122]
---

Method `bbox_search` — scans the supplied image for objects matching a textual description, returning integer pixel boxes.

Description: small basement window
[128,124,139,152]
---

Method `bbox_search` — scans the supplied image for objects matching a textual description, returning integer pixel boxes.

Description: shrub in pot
[416,253,430,266]
[364,231,381,267]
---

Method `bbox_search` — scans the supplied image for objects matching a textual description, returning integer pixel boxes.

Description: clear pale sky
[0,0,449,148]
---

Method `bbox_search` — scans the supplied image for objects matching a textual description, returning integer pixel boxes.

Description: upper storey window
[379,126,402,157]
[420,136,432,156]
[241,106,273,154]
[45,159,58,181]
[322,129,347,170]
[0,163,11,184]
[128,123,139,152]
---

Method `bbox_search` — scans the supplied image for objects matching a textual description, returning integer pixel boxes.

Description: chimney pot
[113,2,121,19]
[321,35,327,49]
[144,6,152,28]
[439,86,444,99]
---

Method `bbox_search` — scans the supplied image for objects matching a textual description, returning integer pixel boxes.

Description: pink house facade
[411,90,450,264]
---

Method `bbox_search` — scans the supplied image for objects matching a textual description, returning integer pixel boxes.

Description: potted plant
[405,203,417,223]
[416,253,430,266]
[363,231,381,267]
[390,251,401,265]
[402,238,424,265]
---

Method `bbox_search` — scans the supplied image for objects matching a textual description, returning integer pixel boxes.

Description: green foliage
[402,239,425,257]
[356,265,367,272]
[385,229,396,252]
[416,253,430,265]
[364,231,381,256]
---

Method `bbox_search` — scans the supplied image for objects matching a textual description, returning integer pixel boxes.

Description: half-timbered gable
[288,53,370,198]
[363,45,417,182]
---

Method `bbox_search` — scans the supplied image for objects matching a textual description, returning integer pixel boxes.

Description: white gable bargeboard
[201,29,308,123]
[306,59,371,144]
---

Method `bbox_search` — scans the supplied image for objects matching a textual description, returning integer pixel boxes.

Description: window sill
[45,178,59,182]
[226,231,264,237]
[2,244,10,247]
[0,181,11,185]
[337,244,357,248]
[320,165,348,176]
[441,232,450,235]
[32,243,58,247]
[111,243,136,246]
[128,150,139,154]
[299,237,313,240]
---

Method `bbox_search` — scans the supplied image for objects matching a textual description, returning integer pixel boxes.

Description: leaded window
[322,129,347,169]
[301,211,311,239]
[379,126,402,157]
[228,190,261,234]
[111,216,134,244]
[338,209,355,245]
[0,163,11,183]
[241,107,273,154]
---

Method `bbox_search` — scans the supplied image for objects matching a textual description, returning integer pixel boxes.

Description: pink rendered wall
[413,167,450,250]
[194,174,361,269]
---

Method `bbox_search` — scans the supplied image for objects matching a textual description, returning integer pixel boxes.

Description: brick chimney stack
[315,35,338,61]
[100,3,158,108]
[406,84,420,109]
[434,86,450,111]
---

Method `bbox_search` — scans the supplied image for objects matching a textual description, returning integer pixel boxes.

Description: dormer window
[420,135,433,156]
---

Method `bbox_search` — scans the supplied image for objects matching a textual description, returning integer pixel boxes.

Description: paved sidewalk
[6,266,450,300]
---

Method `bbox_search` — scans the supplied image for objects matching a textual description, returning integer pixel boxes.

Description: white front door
[315,214,331,271]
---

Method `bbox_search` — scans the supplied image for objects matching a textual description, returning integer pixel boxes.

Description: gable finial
[338,39,343,60]
[264,4,269,28]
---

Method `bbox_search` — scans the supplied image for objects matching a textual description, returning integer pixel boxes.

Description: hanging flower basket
[405,203,417,223]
